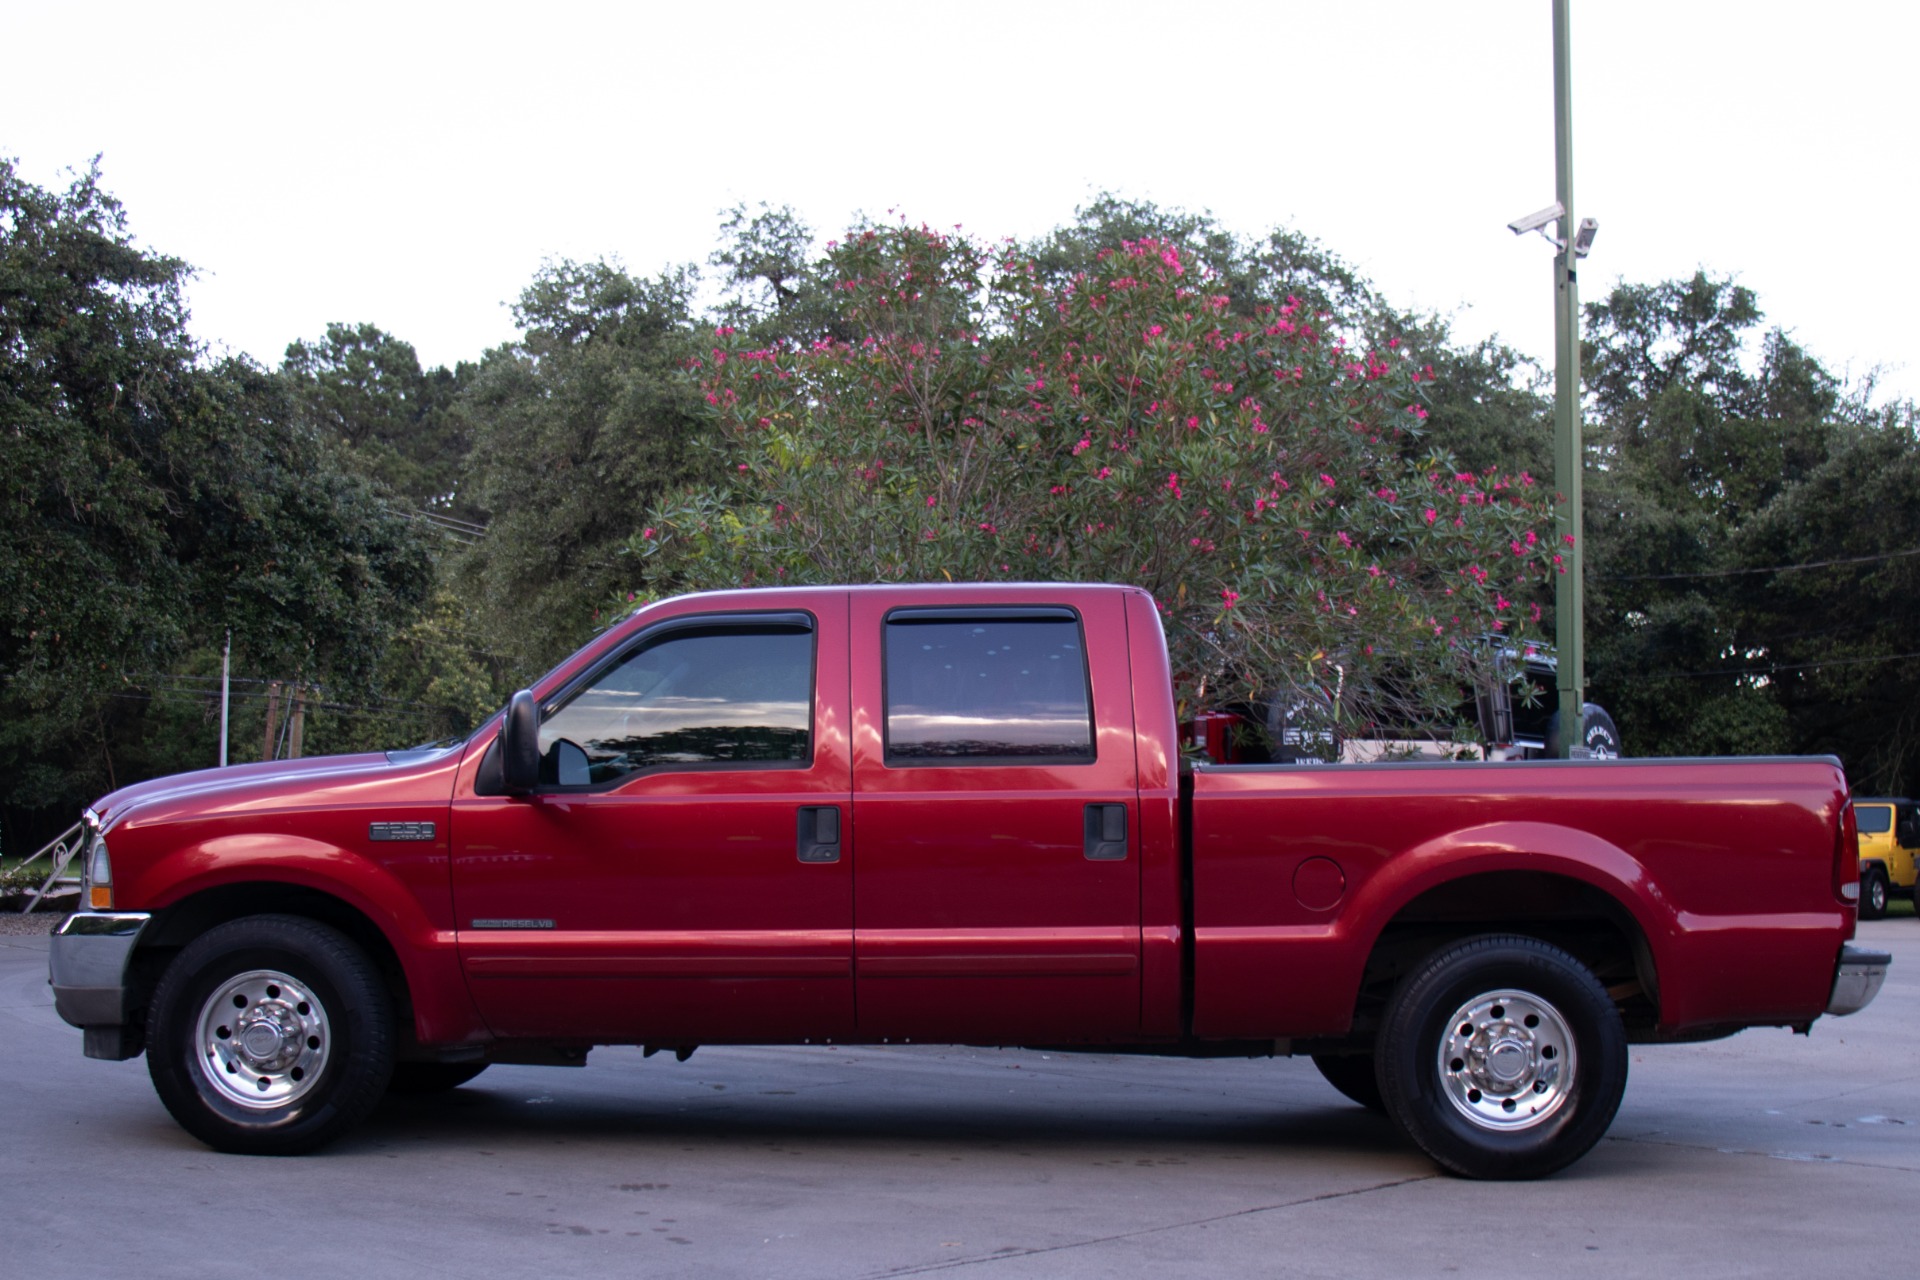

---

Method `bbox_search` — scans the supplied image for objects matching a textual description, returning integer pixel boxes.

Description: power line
[1600,545,1920,582]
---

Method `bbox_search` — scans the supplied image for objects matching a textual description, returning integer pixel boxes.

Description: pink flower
[1166,472,1184,499]
[926,495,937,507]
[641,527,655,540]
[1423,508,1437,525]
[1072,437,1092,456]
[1319,474,1335,489]
[1095,466,1112,480]
[1221,588,1240,609]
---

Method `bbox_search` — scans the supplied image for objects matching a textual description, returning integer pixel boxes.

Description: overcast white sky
[5,1,1915,402]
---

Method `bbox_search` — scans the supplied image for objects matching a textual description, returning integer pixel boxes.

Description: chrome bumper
[1825,942,1891,1017]
[49,912,151,1029]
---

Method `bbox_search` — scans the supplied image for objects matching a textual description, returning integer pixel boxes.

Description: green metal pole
[1552,0,1586,755]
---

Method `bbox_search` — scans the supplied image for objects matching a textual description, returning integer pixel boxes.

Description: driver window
[537,623,814,786]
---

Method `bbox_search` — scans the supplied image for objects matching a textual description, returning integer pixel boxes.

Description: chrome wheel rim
[1437,988,1576,1132]
[194,969,331,1110]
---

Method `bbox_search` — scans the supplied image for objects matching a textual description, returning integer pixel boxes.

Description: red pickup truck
[50,583,1888,1178]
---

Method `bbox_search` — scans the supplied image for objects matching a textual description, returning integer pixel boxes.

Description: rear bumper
[49,912,150,1029]
[1825,942,1891,1016]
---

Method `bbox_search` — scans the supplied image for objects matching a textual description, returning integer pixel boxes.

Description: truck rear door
[848,590,1141,1042]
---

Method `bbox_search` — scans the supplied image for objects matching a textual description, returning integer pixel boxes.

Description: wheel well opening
[133,884,416,1050]
[1353,871,1659,1038]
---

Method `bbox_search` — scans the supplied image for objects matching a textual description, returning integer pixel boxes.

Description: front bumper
[1825,942,1891,1017]
[49,912,151,1033]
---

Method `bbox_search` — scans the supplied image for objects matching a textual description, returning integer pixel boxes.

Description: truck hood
[88,745,466,831]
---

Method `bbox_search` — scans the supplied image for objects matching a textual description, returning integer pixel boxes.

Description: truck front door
[449,601,853,1044]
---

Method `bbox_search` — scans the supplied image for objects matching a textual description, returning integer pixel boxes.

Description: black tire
[1546,703,1622,759]
[1377,935,1627,1180]
[146,914,395,1155]
[1311,1053,1385,1113]
[1579,704,1621,759]
[1860,867,1890,920]
[388,1062,489,1095]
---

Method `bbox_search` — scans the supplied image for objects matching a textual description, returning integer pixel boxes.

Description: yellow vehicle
[1854,796,1920,919]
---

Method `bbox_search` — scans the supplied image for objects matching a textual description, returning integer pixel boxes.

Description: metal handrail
[13,821,84,914]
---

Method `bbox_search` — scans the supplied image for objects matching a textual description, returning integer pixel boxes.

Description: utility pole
[1550,0,1586,756]
[218,630,231,767]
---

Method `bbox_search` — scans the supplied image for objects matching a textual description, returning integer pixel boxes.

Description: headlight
[84,834,113,911]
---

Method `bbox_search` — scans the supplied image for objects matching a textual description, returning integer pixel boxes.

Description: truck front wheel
[146,915,395,1155]
[1376,935,1627,1180]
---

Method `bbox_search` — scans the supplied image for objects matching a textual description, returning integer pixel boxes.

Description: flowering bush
[635,222,1561,739]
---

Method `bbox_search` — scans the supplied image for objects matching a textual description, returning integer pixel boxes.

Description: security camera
[1507,203,1565,235]
[1572,217,1599,258]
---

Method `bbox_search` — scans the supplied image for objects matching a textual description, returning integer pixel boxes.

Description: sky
[5,1,1916,402]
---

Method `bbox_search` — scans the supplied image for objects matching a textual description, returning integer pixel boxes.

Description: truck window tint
[1855,805,1893,834]
[539,627,812,783]
[885,616,1094,761]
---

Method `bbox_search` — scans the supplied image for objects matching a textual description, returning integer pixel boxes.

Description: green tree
[638,220,1559,739]
[1582,271,1920,792]
[454,258,715,676]
[281,322,474,517]
[0,158,434,851]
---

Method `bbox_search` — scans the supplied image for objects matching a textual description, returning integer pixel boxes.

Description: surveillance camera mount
[1506,203,1597,259]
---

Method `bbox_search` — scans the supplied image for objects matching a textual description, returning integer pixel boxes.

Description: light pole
[1510,0,1596,757]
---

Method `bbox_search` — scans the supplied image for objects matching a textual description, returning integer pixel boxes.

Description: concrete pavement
[3,918,1914,1278]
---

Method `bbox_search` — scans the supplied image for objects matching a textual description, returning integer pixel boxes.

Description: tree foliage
[639,220,1560,735]
[0,158,433,849]
[1583,271,1920,791]
[451,259,716,677]
[281,322,473,516]
[11,160,1919,849]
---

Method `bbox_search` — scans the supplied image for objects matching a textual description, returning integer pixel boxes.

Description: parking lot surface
[4,916,1914,1278]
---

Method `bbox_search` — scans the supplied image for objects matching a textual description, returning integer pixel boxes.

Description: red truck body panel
[1188,757,1851,1037]
[85,583,1858,1054]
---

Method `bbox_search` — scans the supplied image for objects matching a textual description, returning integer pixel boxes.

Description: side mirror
[501,690,541,795]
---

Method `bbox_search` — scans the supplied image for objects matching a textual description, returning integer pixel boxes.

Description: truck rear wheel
[146,915,394,1155]
[1377,935,1626,1180]
[1860,867,1889,920]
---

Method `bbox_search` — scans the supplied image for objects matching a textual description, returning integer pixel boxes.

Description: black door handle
[1084,804,1128,860]
[798,806,841,863]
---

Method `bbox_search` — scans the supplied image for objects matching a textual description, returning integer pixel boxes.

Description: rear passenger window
[884,610,1095,763]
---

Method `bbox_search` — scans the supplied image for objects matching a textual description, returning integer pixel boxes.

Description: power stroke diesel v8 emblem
[367,821,436,842]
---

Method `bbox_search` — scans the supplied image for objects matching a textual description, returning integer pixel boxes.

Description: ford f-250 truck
[49,583,1890,1178]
